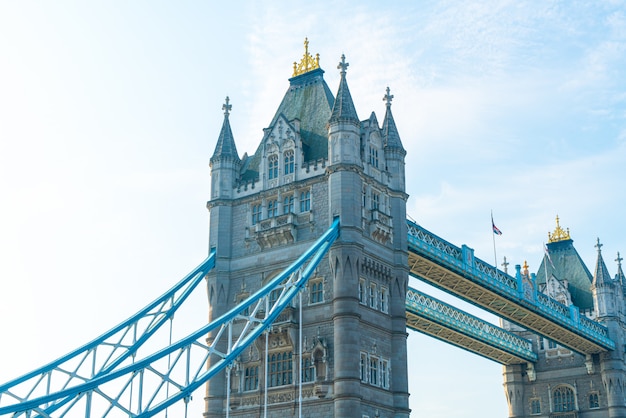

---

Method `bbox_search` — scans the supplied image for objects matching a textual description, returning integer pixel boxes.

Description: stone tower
[204,40,410,417]
[502,217,626,417]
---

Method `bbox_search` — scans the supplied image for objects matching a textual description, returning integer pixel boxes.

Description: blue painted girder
[406,219,615,354]
[406,287,537,364]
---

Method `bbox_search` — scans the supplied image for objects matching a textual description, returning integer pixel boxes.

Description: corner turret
[328,54,360,167]
[381,87,406,192]
[592,238,617,318]
[210,97,241,200]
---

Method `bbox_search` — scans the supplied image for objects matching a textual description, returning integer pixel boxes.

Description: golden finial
[292,37,320,77]
[548,215,571,243]
[523,260,529,277]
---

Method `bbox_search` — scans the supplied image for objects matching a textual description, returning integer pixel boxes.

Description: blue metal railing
[406,219,615,351]
[0,219,339,417]
[406,287,537,363]
[0,250,216,413]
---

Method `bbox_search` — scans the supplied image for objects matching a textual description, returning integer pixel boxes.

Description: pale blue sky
[1,2,625,417]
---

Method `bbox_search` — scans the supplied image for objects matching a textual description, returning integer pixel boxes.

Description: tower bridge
[3,40,626,418]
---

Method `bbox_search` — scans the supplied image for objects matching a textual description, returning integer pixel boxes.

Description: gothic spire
[381,86,405,152]
[592,238,614,287]
[616,252,626,293]
[329,54,359,124]
[211,96,240,162]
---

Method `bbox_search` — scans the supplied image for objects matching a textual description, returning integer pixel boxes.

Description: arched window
[300,190,311,212]
[283,195,294,214]
[243,366,258,391]
[268,199,278,218]
[268,155,278,179]
[252,204,262,225]
[589,392,599,409]
[553,386,575,412]
[309,281,323,304]
[284,151,294,175]
[302,357,315,383]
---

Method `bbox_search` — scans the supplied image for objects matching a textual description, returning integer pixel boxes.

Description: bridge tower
[205,40,409,417]
[502,218,626,417]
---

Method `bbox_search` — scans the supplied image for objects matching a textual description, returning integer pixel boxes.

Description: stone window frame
[371,191,380,211]
[283,194,294,214]
[267,198,278,218]
[369,145,379,169]
[369,282,377,309]
[301,355,315,383]
[358,278,367,305]
[252,203,262,225]
[243,364,259,392]
[552,385,577,413]
[530,397,541,415]
[299,189,311,212]
[588,391,600,409]
[268,154,279,180]
[283,150,294,175]
[359,351,390,390]
[379,286,388,314]
[309,278,324,305]
[267,351,293,388]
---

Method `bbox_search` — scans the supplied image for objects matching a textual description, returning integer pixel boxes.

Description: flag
[544,243,555,268]
[491,215,502,235]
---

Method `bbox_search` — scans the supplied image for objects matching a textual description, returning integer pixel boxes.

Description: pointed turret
[616,252,626,296]
[381,87,405,152]
[209,97,241,200]
[592,238,618,318]
[210,96,240,163]
[381,87,406,191]
[592,238,614,288]
[329,54,359,124]
[328,54,360,167]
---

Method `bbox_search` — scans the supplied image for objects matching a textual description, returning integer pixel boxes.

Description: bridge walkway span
[406,287,538,365]
[406,220,615,355]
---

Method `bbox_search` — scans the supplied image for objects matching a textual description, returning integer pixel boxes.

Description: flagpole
[491,210,498,269]
[543,242,548,285]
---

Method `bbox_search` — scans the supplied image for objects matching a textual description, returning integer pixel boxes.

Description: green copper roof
[240,68,334,182]
[535,239,594,310]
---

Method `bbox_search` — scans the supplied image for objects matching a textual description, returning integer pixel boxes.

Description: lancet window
[300,190,311,212]
[369,146,379,168]
[302,357,315,383]
[284,151,294,175]
[359,279,367,305]
[268,199,278,218]
[309,280,323,304]
[283,195,294,214]
[243,365,259,391]
[530,398,541,414]
[252,204,262,225]
[268,155,279,180]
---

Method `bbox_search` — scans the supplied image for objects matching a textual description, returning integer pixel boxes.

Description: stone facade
[204,43,410,418]
[503,221,626,418]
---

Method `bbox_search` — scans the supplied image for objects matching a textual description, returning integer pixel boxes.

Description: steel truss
[0,251,216,415]
[406,219,615,353]
[406,287,537,364]
[0,218,339,418]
